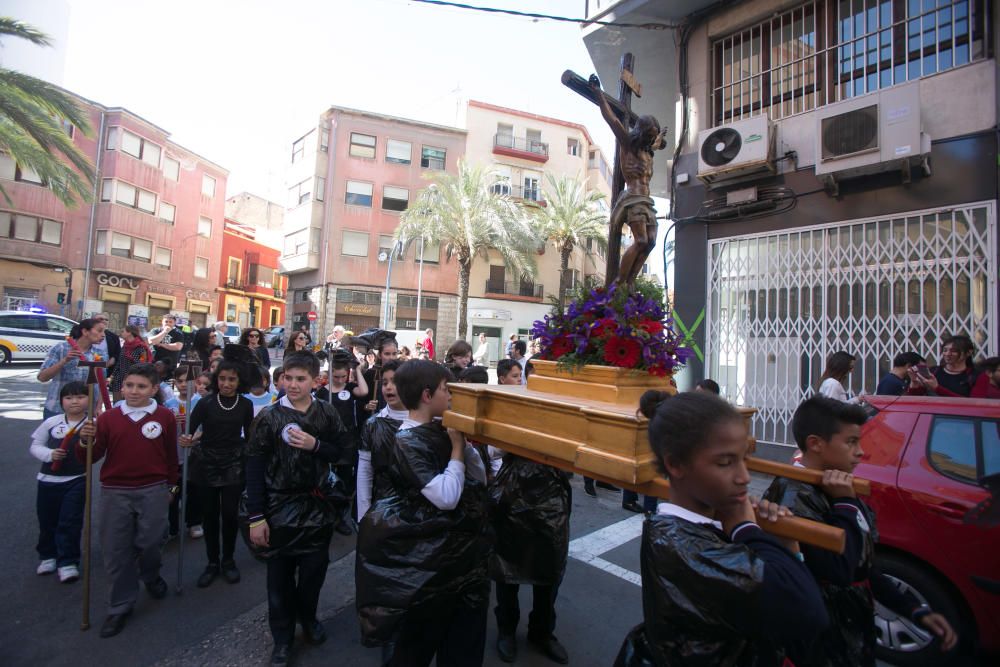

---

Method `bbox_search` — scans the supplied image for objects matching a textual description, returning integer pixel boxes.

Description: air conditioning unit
[697,116,776,187]
[815,81,930,186]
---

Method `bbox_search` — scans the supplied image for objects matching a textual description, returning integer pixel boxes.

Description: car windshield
[226,325,240,336]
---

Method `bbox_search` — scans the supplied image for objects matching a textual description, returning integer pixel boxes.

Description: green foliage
[0,17,95,207]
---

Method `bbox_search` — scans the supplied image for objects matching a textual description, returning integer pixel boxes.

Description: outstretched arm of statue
[590,75,628,145]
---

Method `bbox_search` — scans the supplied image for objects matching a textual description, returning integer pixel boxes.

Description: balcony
[485,280,544,300]
[493,134,549,163]
[224,278,245,290]
[489,183,546,206]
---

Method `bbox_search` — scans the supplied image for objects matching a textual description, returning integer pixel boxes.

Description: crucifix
[562,53,668,287]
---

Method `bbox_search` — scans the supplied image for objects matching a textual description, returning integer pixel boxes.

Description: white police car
[0,311,77,363]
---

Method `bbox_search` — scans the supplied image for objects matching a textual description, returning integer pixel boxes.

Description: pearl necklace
[217,393,239,411]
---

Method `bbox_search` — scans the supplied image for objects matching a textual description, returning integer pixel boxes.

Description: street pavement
[0,362,888,667]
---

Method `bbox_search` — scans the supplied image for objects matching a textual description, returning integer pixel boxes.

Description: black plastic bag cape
[239,401,350,561]
[359,413,403,506]
[355,421,491,647]
[764,477,877,667]
[489,454,571,585]
[614,514,784,667]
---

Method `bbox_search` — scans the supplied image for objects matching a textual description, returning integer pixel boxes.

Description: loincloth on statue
[610,193,656,232]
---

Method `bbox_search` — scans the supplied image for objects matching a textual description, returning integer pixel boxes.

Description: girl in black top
[180,360,254,587]
[615,391,828,667]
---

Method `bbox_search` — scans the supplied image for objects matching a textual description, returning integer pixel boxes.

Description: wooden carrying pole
[78,359,107,631]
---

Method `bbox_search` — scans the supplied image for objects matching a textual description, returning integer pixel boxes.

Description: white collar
[399,417,424,431]
[793,460,806,468]
[655,502,723,530]
[378,406,409,420]
[120,399,157,422]
[280,394,312,410]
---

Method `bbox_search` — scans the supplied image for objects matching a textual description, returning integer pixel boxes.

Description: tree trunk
[457,258,471,340]
[558,242,573,312]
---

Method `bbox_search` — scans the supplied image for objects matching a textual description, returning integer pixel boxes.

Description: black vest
[39,418,86,478]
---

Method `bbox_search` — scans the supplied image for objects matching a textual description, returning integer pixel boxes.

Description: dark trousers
[200,484,241,563]
[622,490,659,513]
[167,466,202,534]
[36,477,86,567]
[389,599,488,667]
[495,581,560,639]
[266,548,330,647]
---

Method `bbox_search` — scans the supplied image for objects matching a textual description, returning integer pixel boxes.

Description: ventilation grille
[821,105,879,160]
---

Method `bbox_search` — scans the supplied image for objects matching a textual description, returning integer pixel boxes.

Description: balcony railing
[485,280,544,299]
[493,134,549,162]
[489,183,545,204]
[225,278,245,290]
[274,288,285,299]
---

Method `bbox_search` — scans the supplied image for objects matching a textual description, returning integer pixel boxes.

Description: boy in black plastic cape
[356,359,406,520]
[762,396,957,666]
[244,351,352,666]
[615,390,828,667]
[355,360,492,666]
[490,357,571,664]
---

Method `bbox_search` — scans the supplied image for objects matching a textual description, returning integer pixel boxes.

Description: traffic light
[57,293,65,304]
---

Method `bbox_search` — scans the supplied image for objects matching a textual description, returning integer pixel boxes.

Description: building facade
[217,218,287,331]
[583,0,998,454]
[463,100,612,359]
[0,90,228,332]
[280,107,466,351]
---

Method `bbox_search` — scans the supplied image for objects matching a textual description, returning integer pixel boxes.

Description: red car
[857,395,1000,665]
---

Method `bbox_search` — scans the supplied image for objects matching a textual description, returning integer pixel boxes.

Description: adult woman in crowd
[285,330,310,355]
[909,334,977,397]
[190,327,218,368]
[239,328,270,368]
[444,339,473,370]
[37,318,106,418]
[817,351,862,403]
[110,325,154,400]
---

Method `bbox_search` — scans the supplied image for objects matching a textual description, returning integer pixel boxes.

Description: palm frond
[0,18,51,47]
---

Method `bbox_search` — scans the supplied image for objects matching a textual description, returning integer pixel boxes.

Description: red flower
[591,317,617,338]
[603,336,641,368]
[637,319,664,335]
[549,336,574,359]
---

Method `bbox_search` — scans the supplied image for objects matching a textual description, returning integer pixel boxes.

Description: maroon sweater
[82,404,179,488]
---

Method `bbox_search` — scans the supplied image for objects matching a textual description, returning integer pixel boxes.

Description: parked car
[264,326,285,348]
[221,322,241,345]
[857,395,1000,665]
[0,311,77,363]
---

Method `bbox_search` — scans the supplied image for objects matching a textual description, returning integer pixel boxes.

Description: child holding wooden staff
[763,396,957,666]
[615,390,828,666]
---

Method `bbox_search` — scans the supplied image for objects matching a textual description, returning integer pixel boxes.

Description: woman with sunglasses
[284,330,310,355]
[239,328,270,368]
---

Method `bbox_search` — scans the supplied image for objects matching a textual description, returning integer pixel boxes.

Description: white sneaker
[58,565,79,583]
[37,559,57,575]
[189,525,204,539]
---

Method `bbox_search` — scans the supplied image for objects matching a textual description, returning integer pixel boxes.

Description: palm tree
[0,18,94,207]
[396,160,539,339]
[536,173,608,311]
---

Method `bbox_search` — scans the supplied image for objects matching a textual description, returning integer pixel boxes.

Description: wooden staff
[176,355,202,594]
[77,358,107,631]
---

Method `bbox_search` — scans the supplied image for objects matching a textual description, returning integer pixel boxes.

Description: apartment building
[0,89,227,332]
[583,0,998,453]
[463,100,612,356]
[280,107,466,348]
[220,193,287,330]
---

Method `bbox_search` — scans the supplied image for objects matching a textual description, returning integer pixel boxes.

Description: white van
[0,311,77,363]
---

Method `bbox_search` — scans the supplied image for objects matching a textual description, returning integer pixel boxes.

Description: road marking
[568,514,645,587]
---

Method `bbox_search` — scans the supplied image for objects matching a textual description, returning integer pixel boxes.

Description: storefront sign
[471,309,512,320]
[96,273,140,289]
[339,303,379,316]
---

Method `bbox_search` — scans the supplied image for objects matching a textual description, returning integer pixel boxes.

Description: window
[288,178,311,207]
[283,228,319,256]
[96,230,107,254]
[497,123,514,138]
[397,295,439,309]
[315,176,326,202]
[15,164,43,185]
[202,174,216,197]
[137,189,156,214]
[198,216,212,238]
[111,127,161,167]
[320,128,330,153]
[194,257,209,279]
[382,185,409,212]
[567,138,580,156]
[101,179,157,213]
[929,417,1000,483]
[378,234,397,260]
[337,289,381,305]
[104,232,151,262]
[419,239,440,264]
[45,316,73,334]
[158,202,175,225]
[255,266,275,288]
[155,247,172,268]
[350,132,376,159]
[712,0,992,124]
[523,175,540,202]
[0,211,61,245]
[291,136,306,163]
[421,146,446,170]
[227,258,241,284]
[163,156,180,181]
[346,180,373,207]
[342,230,369,256]
[120,130,141,157]
[116,181,136,207]
[386,139,411,164]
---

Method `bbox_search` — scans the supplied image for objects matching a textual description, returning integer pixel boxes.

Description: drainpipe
[82,109,107,317]
[318,113,338,338]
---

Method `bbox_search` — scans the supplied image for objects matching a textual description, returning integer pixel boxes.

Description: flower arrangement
[530,282,692,376]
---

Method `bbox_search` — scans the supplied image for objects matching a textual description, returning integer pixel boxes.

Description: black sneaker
[529,635,569,664]
[221,560,240,584]
[99,610,131,638]
[584,479,597,497]
[302,619,327,645]
[497,632,517,662]
[622,501,645,513]
[145,577,168,600]
[197,563,220,588]
[270,643,291,666]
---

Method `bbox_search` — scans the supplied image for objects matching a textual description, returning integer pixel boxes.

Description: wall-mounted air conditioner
[697,115,776,187]
[815,81,930,186]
